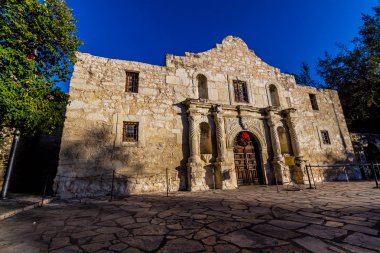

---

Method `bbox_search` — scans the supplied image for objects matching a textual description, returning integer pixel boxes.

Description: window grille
[123,122,139,142]
[126,71,139,93]
[233,80,249,103]
[321,130,331,145]
[309,94,319,110]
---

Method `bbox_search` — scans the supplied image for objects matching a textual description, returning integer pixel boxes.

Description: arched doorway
[233,131,263,185]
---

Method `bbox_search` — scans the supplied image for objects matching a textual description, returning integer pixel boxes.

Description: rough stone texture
[0,128,13,192]
[293,236,342,253]
[56,36,356,197]
[1,182,379,253]
[343,232,380,251]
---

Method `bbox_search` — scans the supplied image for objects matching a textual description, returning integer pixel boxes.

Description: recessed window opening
[200,122,212,154]
[309,94,319,110]
[123,122,139,142]
[126,71,139,93]
[233,80,249,103]
[321,130,331,145]
[277,127,289,154]
[269,84,280,107]
[197,74,208,99]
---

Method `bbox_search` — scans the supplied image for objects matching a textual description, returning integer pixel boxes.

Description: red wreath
[240,131,251,146]
[27,49,37,60]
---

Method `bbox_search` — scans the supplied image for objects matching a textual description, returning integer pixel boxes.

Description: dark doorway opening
[364,143,380,163]
[233,131,263,185]
[8,133,61,196]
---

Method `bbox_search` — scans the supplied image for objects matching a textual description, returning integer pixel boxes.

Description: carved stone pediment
[225,117,267,153]
[240,117,264,132]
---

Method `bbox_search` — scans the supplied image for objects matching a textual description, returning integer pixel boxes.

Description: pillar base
[271,159,291,184]
[214,162,237,190]
[294,156,306,184]
[187,162,208,191]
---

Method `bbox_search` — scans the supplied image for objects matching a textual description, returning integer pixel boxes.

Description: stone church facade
[56,36,355,198]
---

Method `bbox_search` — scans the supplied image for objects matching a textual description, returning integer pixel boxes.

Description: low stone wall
[54,169,187,199]
[0,129,13,191]
[305,165,363,184]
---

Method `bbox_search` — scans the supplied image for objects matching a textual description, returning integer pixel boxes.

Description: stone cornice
[279,108,297,117]
[183,98,270,115]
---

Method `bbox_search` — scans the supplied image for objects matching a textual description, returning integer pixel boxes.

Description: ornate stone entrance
[233,131,263,185]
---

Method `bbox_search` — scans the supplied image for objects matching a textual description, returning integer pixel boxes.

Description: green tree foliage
[318,5,380,133]
[0,0,81,135]
[294,62,320,87]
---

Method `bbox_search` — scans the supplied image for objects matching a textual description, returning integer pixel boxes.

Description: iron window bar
[123,122,139,142]
[233,80,249,103]
[126,71,139,93]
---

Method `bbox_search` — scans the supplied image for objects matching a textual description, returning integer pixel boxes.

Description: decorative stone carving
[213,106,227,162]
[226,120,266,152]
[283,108,305,184]
[284,108,302,158]
[268,123,282,160]
[201,153,213,163]
[266,109,293,184]
[241,117,264,132]
[188,114,200,164]
[226,118,240,134]
[267,110,282,161]
[187,111,210,191]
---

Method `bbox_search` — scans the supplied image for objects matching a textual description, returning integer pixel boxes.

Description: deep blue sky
[63,0,378,92]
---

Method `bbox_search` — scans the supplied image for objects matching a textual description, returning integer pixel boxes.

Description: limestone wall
[290,86,355,165]
[57,36,356,197]
[57,53,188,198]
[165,36,296,108]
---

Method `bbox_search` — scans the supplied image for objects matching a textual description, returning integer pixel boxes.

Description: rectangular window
[321,130,331,145]
[123,122,139,142]
[126,71,139,93]
[233,80,249,103]
[309,94,319,110]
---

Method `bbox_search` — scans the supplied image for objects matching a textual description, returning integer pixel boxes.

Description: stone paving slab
[0,182,380,252]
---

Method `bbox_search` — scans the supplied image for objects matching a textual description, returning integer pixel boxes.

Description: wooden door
[234,146,258,185]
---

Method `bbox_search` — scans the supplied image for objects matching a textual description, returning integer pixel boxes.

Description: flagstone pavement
[0,182,380,253]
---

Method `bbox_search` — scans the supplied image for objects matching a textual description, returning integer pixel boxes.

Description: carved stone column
[267,110,288,183]
[188,114,200,164]
[285,109,301,157]
[268,111,282,160]
[186,109,207,191]
[212,106,237,190]
[213,107,227,163]
[284,108,305,184]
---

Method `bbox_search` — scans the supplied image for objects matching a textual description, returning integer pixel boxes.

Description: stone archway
[233,131,264,185]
